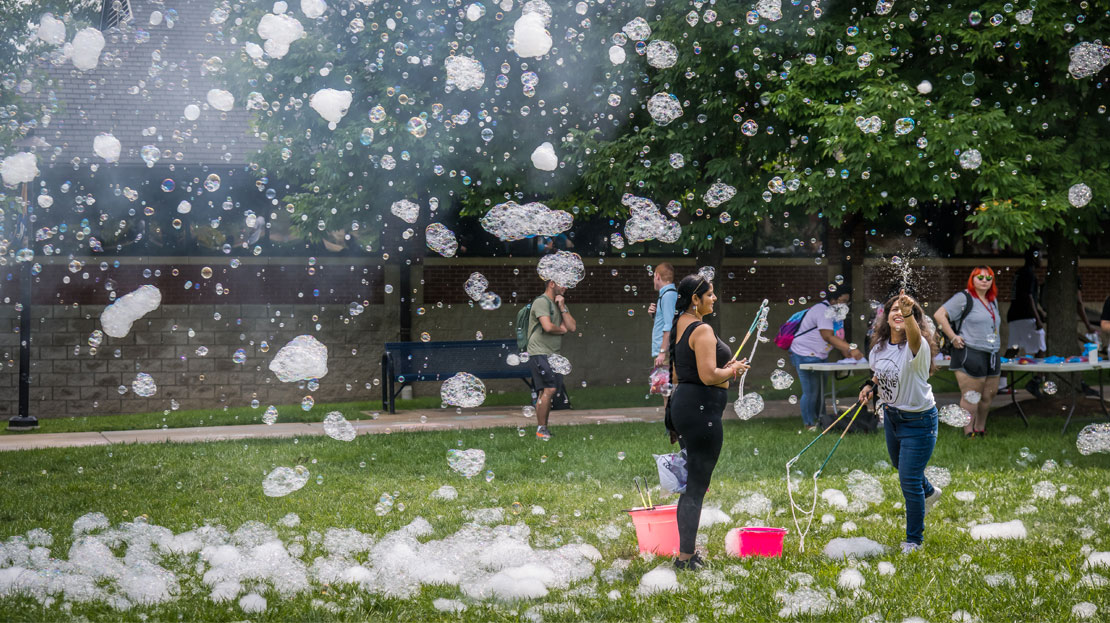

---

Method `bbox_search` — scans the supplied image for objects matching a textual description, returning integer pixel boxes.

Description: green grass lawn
[1,416,1108,621]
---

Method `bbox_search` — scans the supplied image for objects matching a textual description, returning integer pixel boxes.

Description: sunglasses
[975,275,993,281]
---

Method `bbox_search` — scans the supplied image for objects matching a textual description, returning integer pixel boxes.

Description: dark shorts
[529,354,562,390]
[950,346,1001,378]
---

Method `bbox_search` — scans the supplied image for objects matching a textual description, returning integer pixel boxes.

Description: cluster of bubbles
[441,372,487,408]
[322,411,357,442]
[100,285,162,339]
[390,199,421,224]
[262,465,310,497]
[621,194,681,244]
[703,182,737,208]
[1076,423,1110,455]
[131,372,157,398]
[446,448,486,479]
[770,369,794,391]
[479,201,572,242]
[1068,42,1110,79]
[939,404,973,428]
[536,251,585,288]
[269,335,328,383]
[647,92,683,125]
[734,392,765,420]
[547,354,573,375]
[425,223,459,257]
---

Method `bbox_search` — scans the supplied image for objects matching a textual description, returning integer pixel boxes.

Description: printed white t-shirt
[869,338,935,412]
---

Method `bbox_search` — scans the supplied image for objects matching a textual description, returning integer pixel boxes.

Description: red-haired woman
[934,266,1002,437]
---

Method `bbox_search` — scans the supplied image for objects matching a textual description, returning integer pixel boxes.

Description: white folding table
[1000,361,1109,433]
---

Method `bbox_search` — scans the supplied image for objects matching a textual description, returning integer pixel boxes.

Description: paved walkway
[0,391,1043,452]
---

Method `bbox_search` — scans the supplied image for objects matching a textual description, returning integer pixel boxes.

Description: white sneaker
[924,487,942,516]
[900,541,923,554]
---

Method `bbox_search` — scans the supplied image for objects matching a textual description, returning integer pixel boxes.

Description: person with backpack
[859,291,942,554]
[783,288,864,431]
[520,279,576,440]
[934,266,1001,438]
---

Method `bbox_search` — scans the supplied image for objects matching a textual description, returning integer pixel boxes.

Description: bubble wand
[785,398,867,552]
[732,298,770,361]
[735,301,771,400]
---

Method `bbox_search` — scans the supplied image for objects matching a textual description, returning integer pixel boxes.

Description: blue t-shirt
[652,284,678,356]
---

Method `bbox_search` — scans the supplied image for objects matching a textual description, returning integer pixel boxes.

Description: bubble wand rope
[785,399,866,552]
[633,476,650,510]
[736,302,771,400]
[733,299,770,361]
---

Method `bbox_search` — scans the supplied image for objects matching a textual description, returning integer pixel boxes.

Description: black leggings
[669,383,727,555]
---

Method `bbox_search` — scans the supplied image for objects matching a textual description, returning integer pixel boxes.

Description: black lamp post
[8,135,49,431]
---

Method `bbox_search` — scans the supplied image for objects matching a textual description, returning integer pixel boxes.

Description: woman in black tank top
[665,274,749,570]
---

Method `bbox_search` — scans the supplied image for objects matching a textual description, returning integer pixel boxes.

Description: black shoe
[673,553,705,571]
[1025,381,1044,400]
[1081,382,1100,398]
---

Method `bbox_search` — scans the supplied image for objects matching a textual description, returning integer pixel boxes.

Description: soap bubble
[262,466,309,497]
[263,405,279,425]
[446,448,486,478]
[703,182,737,207]
[770,369,795,390]
[1076,423,1110,455]
[645,40,677,68]
[963,390,981,404]
[734,392,765,420]
[647,92,683,125]
[465,272,489,301]
[939,404,973,427]
[1068,42,1110,79]
[270,335,328,382]
[617,452,626,461]
[425,223,459,257]
[537,251,585,288]
[323,411,357,442]
[1043,381,1057,395]
[1068,183,1092,208]
[547,354,572,375]
[959,149,983,170]
[924,465,951,488]
[522,405,536,418]
[132,372,157,397]
[478,292,502,310]
[441,372,487,408]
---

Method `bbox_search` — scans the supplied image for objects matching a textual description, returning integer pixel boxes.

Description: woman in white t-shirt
[859,292,942,554]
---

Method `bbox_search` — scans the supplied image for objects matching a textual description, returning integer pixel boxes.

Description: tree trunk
[695,237,726,334]
[1043,228,1079,356]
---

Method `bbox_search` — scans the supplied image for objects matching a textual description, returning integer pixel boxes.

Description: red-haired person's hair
[966,266,997,302]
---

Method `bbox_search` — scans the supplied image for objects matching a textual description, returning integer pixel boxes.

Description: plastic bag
[649,366,670,395]
[654,450,688,494]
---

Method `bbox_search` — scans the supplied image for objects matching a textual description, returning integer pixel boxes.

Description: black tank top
[673,320,732,385]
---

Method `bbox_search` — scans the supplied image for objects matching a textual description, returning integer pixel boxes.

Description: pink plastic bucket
[738,527,787,557]
[626,505,680,555]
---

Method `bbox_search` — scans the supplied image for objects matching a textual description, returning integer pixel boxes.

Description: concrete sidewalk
[0,391,1019,452]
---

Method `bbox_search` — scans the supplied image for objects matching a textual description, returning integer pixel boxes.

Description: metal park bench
[380,339,533,413]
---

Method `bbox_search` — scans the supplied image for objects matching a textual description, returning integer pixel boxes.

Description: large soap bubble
[391,199,421,224]
[480,201,572,241]
[426,223,459,257]
[447,448,486,478]
[734,392,765,420]
[445,55,486,91]
[100,285,162,339]
[1068,42,1110,79]
[623,194,682,244]
[1077,423,1110,455]
[441,372,487,408]
[537,251,585,288]
[647,93,683,125]
[269,335,329,382]
[323,411,357,442]
[262,466,310,497]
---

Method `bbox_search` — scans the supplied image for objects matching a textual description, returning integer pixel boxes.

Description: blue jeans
[883,404,938,545]
[789,353,827,427]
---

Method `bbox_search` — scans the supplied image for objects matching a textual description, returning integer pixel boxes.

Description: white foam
[608,45,626,64]
[257,12,304,58]
[823,537,887,559]
[433,597,467,612]
[1073,602,1098,619]
[877,561,895,576]
[970,520,1026,541]
[100,285,161,338]
[512,12,551,58]
[269,335,328,382]
[821,489,849,510]
[309,89,352,128]
[1083,551,1110,570]
[1,152,39,187]
[837,568,865,589]
[93,134,121,163]
[430,485,458,500]
[637,566,679,595]
[239,592,266,613]
[698,507,732,528]
[731,492,772,516]
[530,142,558,171]
[206,89,235,112]
[69,28,105,71]
[775,586,835,618]
[445,55,485,91]
[37,13,66,45]
[301,0,327,19]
